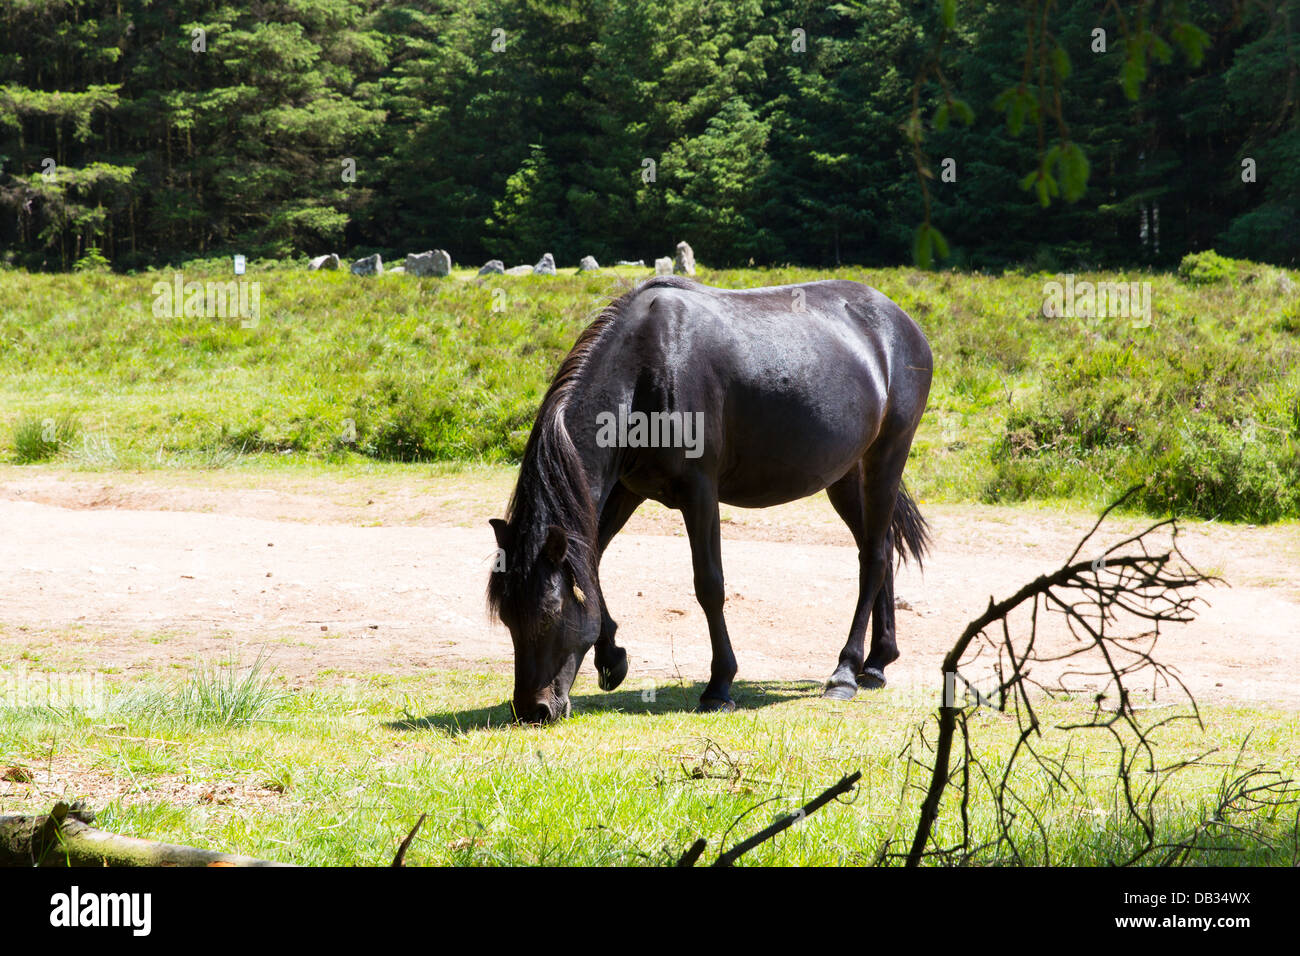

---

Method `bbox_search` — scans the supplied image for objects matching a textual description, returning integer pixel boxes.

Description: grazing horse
[488,276,932,723]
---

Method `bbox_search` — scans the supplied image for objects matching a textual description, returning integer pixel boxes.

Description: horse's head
[489,518,600,723]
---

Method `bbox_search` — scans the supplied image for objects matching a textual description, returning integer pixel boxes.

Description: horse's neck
[562,385,624,518]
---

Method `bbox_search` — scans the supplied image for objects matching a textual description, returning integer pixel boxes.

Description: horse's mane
[487,275,696,630]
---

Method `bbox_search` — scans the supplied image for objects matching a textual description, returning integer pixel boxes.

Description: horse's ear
[489,518,511,550]
[543,524,568,565]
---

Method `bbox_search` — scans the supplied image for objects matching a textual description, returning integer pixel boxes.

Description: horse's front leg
[681,478,737,712]
[594,482,644,691]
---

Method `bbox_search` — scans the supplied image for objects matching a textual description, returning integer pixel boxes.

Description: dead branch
[676,772,861,866]
[675,838,708,867]
[900,486,1298,867]
[391,813,427,867]
[0,801,292,867]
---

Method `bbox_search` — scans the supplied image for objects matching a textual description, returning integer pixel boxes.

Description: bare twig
[391,813,427,867]
[676,772,862,867]
[713,773,862,867]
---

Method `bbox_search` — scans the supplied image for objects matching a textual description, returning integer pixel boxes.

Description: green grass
[12,413,79,463]
[2,665,1295,866]
[1,257,1297,521]
[110,652,284,728]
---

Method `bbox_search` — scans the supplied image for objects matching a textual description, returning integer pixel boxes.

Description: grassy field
[2,662,1296,866]
[2,258,1297,866]
[2,255,1298,522]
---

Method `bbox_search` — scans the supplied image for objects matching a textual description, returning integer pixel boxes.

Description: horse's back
[623,277,930,406]
[609,278,931,504]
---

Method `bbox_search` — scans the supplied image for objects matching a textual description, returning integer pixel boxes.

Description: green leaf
[1051,45,1071,81]
[1150,34,1172,66]
[913,223,950,268]
[939,0,956,31]
[1058,142,1090,202]
[1035,177,1049,207]
[1171,21,1212,67]
[1120,54,1145,101]
[1120,34,1148,101]
[913,223,934,270]
[933,102,949,132]
[930,226,949,260]
[901,113,923,143]
[996,88,1038,137]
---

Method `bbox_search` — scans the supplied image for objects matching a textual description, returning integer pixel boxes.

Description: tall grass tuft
[67,431,122,468]
[114,653,284,728]
[13,414,79,463]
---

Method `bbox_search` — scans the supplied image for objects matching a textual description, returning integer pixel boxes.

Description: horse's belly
[718,474,835,509]
[714,392,880,507]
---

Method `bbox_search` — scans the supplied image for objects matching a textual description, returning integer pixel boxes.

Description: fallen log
[0,801,292,867]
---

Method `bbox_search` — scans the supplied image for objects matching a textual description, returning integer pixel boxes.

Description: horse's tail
[892,482,930,570]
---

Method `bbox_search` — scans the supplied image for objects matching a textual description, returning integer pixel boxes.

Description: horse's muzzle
[515,695,571,725]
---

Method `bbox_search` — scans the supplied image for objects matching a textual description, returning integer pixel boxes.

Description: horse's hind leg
[594,482,644,692]
[680,475,737,712]
[859,534,897,689]
[822,450,904,699]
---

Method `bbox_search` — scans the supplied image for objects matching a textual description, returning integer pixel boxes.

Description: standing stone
[388,265,406,274]
[405,251,434,275]
[577,255,600,273]
[407,249,452,277]
[505,265,533,276]
[533,252,557,275]
[478,259,505,275]
[674,240,696,276]
[351,254,383,276]
[654,257,673,276]
[309,254,340,271]
[616,259,645,267]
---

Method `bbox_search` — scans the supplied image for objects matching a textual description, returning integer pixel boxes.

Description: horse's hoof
[857,667,887,690]
[822,683,857,701]
[697,696,736,713]
[596,647,628,691]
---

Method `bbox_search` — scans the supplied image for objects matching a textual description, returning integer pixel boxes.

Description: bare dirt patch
[0,762,288,814]
[2,468,1298,708]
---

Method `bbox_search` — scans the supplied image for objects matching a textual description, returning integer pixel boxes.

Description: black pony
[488,276,931,722]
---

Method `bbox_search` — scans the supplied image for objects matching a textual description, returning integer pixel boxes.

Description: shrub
[1143,417,1300,523]
[985,333,1300,523]
[73,246,112,273]
[1177,250,1238,285]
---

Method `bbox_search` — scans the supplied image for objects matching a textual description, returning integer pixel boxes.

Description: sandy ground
[1,469,1297,709]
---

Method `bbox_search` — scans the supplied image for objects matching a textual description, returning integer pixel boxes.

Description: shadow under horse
[486,276,932,723]
[388,680,817,736]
